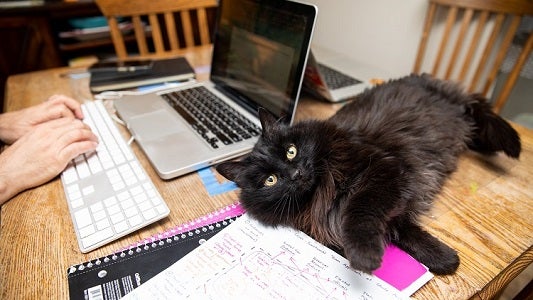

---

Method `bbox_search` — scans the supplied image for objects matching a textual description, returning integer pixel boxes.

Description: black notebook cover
[67,216,239,300]
[89,57,195,92]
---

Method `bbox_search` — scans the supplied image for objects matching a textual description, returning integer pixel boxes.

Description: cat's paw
[343,238,384,274]
[394,227,461,275]
[423,246,460,275]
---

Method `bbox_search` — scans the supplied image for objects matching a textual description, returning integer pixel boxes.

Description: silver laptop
[304,45,379,102]
[113,0,317,180]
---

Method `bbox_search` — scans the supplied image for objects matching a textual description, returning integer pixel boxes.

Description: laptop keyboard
[61,100,170,253]
[161,86,261,149]
[318,63,362,90]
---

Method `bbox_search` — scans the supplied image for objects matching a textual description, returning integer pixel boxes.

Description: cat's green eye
[264,174,278,186]
[286,144,297,160]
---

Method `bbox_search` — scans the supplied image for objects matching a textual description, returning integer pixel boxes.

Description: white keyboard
[61,100,170,253]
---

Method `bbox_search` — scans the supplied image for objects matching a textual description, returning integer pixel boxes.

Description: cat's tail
[465,94,521,158]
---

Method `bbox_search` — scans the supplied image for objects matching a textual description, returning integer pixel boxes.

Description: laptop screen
[210,0,317,122]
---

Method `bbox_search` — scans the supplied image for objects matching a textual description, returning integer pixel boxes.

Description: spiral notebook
[67,216,240,300]
[67,202,432,299]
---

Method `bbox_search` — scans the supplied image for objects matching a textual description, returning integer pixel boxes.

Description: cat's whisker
[273,194,288,223]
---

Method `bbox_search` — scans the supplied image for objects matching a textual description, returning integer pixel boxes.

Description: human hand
[0,94,84,144]
[0,117,98,204]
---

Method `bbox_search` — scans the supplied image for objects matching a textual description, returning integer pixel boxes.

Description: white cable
[111,114,126,126]
[93,79,196,101]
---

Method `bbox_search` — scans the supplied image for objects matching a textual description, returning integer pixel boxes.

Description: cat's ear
[216,161,245,183]
[258,107,278,138]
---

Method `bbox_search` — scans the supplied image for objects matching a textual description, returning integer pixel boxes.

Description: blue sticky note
[198,168,238,196]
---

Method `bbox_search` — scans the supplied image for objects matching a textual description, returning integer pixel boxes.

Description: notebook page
[122,214,408,299]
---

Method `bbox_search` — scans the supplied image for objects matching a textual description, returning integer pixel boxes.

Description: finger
[55,124,99,147]
[48,95,84,119]
[59,140,99,163]
[43,118,92,133]
[47,103,76,120]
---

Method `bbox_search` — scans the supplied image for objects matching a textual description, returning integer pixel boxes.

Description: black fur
[216,73,521,275]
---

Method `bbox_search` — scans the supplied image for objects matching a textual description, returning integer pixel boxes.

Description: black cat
[216,74,521,275]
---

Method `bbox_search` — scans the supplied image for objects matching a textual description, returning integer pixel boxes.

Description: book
[67,202,432,299]
[126,201,432,295]
[89,57,195,92]
[67,216,240,300]
[121,214,414,299]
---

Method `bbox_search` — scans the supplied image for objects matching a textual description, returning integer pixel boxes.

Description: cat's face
[216,109,324,225]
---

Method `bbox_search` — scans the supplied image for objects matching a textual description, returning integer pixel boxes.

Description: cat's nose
[289,169,301,180]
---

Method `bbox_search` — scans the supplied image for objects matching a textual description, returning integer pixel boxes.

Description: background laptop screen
[210,0,316,120]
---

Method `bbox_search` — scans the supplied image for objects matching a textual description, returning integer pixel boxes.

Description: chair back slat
[445,8,473,79]
[413,3,438,73]
[493,32,533,112]
[468,13,505,93]
[457,10,488,82]
[197,8,211,45]
[107,17,127,58]
[432,6,458,75]
[148,14,165,53]
[481,15,522,95]
[164,13,179,51]
[180,10,195,48]
[132,16,148,56]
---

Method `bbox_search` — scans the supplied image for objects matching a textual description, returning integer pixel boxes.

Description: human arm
[0,94,84,145]
[0,117,98,205]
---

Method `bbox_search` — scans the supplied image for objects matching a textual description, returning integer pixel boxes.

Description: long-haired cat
[216,73,521,275]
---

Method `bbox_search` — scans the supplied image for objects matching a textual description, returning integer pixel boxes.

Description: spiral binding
[117,202,245,252]
[68,217,237,275]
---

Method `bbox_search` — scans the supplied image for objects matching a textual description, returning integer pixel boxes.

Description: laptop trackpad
[128,110,186,140]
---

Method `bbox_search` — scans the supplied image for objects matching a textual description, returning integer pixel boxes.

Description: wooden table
[1,47,532,299]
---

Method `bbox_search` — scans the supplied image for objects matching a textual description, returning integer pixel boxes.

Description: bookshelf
[0,0,110,108]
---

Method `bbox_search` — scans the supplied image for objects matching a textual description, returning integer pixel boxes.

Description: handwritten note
[123,214,408,299]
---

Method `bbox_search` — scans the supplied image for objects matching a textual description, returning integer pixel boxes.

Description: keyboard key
[96,218,110,231]
[128,215,143,227]
[114,221,129,233]
[110,212,125,224]
[82,185,95,196]
[74,208,92,229]
[124,206,138,218]
[82,227,114,248]
[138,201,152,212]
[63,165,78,184]
[107,204,121,216]
[71,199,84,209]
[93,210,107,222]
[76,159,91,179]
[103,196,117,207]
[87,154,103,174]
[142,208,157,220]
[90,202,104,213]
[133,192,148,204]
[79,224,96,238]
[120,198,134,210]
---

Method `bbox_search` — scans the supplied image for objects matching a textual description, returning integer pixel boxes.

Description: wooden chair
[413,0,533,113]
[95,0,218,60]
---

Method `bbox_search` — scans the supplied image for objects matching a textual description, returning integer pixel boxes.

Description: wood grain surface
[1,46,531,299]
